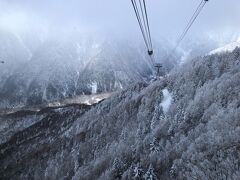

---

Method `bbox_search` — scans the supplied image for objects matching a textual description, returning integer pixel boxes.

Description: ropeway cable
[166,0,208,60]
[131,0,154,57]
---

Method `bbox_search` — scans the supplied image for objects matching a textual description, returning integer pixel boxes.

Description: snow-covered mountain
[0,32,177,109]
[1,47,239,179]
[209,37,240,55]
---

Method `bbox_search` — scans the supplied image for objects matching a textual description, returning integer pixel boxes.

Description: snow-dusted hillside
[209,37,240,55]
[1,47,239,179]
[0,32,177,109]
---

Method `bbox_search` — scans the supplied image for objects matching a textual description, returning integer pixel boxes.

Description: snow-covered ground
[0,93,112,116]
[160,88,172,113]
[89,82,98,94]
[209,38,240,55]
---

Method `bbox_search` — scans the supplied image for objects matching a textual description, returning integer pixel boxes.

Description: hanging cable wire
[131,0,165,76]
[166,0,208,60]
[131,0,154,57]
[176,0,207,46]
[130,0,209,77]
[177,0,205,43]
[138,0,151,50]
[142,0,153,53]
[131,0,150,51]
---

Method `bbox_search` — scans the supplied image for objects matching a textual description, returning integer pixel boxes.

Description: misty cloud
[0,0,240,46]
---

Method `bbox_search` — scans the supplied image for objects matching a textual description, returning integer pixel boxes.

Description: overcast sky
[0,0,240,43]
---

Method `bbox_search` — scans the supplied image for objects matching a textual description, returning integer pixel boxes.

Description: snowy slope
[160,88,172,113]
[209,37,240,55]
[1,47,239,179]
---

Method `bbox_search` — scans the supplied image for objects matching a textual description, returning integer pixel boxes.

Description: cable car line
[131,0,154,56]
[142,0,153,53]
[131,0,150,51]
[167,0,208,60]
[177,0,205,44]
[177,0,207,46]
[138,0,151,51]
[130,0,209,77]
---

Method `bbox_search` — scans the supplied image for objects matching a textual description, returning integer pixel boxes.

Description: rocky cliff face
[1,48,239,179]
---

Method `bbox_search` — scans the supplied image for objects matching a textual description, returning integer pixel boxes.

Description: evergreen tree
[133,163,143,179]
[112,158,124,179]
[144,164,157,180]
[150,138,160,153]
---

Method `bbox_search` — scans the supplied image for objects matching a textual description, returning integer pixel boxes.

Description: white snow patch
[209,39,240,55]
[160,89,172,113]
[114,81,123,89]
[119,83,123,89]
[90,82,98,94]
[83,100,91,106]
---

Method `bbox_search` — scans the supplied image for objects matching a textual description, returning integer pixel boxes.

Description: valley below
[0,92,112,117]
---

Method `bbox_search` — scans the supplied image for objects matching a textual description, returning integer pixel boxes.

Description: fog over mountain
[1,0,240,108]
[0,1,240,180]
[0,30,180,108]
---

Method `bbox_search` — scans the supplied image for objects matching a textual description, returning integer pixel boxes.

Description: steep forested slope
[0,48,239,180]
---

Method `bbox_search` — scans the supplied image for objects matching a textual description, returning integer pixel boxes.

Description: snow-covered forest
[1,47,239,179]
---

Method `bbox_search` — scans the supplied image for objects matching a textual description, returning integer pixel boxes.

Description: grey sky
[0,0,240,42]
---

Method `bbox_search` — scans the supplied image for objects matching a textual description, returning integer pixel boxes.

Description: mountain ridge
[0,32,178,109]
